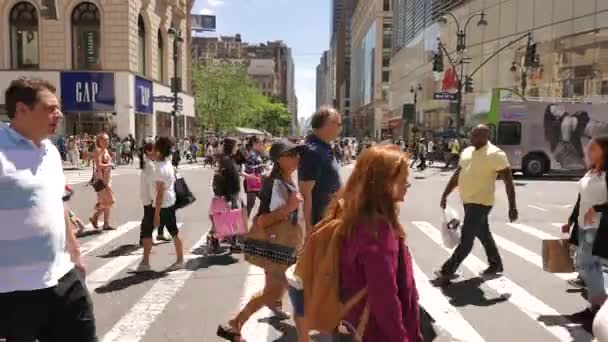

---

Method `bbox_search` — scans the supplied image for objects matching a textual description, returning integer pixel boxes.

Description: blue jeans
[577,228,607,303]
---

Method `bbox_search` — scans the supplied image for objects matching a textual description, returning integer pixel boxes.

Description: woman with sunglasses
[217,139,306,342]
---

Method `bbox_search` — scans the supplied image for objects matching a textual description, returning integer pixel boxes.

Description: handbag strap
[278,179,298,225]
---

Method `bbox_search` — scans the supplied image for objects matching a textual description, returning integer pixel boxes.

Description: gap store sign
[60,72,115,112]
[135,76,153,114]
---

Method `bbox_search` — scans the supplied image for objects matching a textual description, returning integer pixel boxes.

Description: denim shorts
[287,286,304,317]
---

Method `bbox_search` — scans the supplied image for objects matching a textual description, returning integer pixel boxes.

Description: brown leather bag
[542,238,575,273]
[243,218,304,273]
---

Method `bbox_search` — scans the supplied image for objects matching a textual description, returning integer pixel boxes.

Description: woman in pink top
[334,144,423,342]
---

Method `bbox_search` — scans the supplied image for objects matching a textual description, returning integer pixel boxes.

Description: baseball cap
[269,139,307,162]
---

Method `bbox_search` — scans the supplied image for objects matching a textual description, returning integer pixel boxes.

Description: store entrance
[63,112,116,136]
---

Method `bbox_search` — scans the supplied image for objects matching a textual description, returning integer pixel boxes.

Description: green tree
[192,62,258,132]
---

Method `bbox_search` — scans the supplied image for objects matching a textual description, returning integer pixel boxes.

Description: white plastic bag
[441,208,461,249]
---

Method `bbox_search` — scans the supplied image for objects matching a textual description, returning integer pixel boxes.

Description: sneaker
[166,261,185,272]
[269,307,291,321]
[432,269,456,286]
[134,263,151,273]
[479,265,504,277]
[567,276,586,289]
[156,233,172,242]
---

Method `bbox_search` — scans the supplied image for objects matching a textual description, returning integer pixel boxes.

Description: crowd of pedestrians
[2,77,608,342]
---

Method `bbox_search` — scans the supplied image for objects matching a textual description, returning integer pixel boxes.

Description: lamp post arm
[469,32,531,79]
[440,11,461,32]
[464,12,483,33]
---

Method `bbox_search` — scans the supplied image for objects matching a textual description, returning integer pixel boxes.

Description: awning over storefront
[232,127,271,136]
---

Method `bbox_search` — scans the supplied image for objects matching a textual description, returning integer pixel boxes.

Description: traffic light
[525,42,539,68]
[432,50,444,73]
[464,76,474,93]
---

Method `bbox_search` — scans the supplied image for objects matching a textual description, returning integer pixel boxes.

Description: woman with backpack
[217,139,305,342]
[563,135,608,315]
[333,144,422,341]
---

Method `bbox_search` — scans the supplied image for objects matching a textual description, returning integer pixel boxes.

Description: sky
[192,0,330,119]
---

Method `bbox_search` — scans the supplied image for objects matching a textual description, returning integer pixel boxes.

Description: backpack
[293,201,369,337]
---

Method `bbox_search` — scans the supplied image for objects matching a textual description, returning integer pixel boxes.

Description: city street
[65,163,593,342]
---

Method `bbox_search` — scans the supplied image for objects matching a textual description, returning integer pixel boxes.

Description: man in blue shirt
[299,107,342,233]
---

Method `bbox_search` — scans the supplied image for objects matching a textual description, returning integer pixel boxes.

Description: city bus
[476,88,608,177]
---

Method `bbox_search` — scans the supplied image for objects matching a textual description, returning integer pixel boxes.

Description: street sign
[153,96,183,104]
[433,92,458,101]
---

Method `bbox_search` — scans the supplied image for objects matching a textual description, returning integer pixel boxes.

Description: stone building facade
[390,0,608,137]
[0,0,196,142]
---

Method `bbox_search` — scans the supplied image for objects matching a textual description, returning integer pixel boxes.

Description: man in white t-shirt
[0,78,96,340]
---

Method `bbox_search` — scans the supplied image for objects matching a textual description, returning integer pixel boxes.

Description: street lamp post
[168,26,184,139]
[410,83,423,136]
[437,11,488,136]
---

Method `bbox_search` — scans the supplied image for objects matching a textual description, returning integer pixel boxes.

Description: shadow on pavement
[257,317,298,342]
[537,309,594,337]
[94,271,167,294]
[438,277,508,307]
[98,244,140,258]
[76,229,103,238]
[513,173,581,182]
[186,254,239,271]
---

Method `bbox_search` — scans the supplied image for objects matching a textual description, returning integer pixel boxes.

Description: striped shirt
[0,123,73,293]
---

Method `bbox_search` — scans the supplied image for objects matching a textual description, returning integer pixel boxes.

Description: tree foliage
[193,62,293,135]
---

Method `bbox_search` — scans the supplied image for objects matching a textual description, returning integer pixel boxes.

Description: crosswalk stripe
[528,204,549,212]
[100,229,208,342]
[412,221,592,342]
[81,222,140,256]
[491,231,575,281]
[86,223,184,291]
[411,259,485,342]
[240,265,272,341]
[507,223,560,240]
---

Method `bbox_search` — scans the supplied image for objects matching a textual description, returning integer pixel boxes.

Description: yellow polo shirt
[458,143,510,206]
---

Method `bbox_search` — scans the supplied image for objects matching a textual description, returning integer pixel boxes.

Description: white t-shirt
[154,160,176,208]
[140,157,155,206]
[0,124,73,293]
[578,171,606,229]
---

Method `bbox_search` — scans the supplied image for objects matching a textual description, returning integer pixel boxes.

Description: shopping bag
[212,208,248,239]
[209,196,230,215]
[246,175,262,192]
[542,239,575,273]
[174,174,196,210]
[440,208,461,249]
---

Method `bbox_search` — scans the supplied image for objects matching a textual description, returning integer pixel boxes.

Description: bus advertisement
[479,89,608,177]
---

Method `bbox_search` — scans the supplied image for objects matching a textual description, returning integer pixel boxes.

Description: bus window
[497,121,521,145]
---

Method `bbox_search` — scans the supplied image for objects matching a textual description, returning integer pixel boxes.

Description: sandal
[103,225,116,231]
[217,324,244,341]
[89,217,99,230]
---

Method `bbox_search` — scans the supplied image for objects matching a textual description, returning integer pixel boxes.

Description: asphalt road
[64,162,594,342]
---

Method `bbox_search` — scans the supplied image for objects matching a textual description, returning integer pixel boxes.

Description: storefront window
[72,2,101,70]
[10,2,39,69]
[138,15,146,75]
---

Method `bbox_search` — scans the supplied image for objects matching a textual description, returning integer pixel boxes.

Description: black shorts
[0,268,97,341]
[140,205,179,238]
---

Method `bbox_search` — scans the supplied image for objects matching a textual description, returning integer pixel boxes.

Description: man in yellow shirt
[435,125,518,285]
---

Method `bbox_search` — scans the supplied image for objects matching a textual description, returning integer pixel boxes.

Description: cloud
[199,7,214,15]
[208,0,225,7]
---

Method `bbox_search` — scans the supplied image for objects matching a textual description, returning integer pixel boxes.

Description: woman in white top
[136,137,185,272]
[564,136,608,313]
[138,140,156,247]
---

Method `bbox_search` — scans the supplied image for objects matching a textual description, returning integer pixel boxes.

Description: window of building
[382,71,390,83]
[72,2,101,70]
[383,0,391,11]
[10,2,39,69]
[138,15,146,75]
[497,121,521,145]
[383,54,391,67]
[158,30,165,83]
